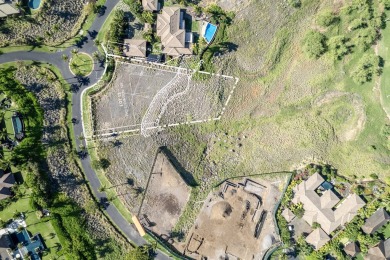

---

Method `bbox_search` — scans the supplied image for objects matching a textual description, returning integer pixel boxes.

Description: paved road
[0,2,171,259]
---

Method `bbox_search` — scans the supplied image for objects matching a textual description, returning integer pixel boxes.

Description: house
[11,229,46,260]
[292,172,365,248]
[0,0,19,18]
[123,39,147,57]
[305,228,330,250]
[362,208,390,234]
[344,242,360,257]
[0,233,13,260]
[0,170,15,200]
[157,7,193,56]
[366,239,390,260]
[282,208,296,222]
[142,0,159,12]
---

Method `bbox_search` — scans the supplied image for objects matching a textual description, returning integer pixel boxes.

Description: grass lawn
[0,189,63,259]
[383,222,390,239]
[70,53,94,76]
[379,10,390,118]
[191,20,199,33]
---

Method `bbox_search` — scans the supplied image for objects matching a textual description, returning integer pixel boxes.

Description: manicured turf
[379,10,390,118]
[0,189,62,259]
[384,222,390,239]
[70,53,93,76]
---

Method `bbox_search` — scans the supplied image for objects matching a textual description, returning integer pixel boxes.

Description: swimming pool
[12,115,23,135]
[29,0,41,10]
[203,23,217,43]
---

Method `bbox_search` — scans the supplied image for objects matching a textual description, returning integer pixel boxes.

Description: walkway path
[0,2,171,259]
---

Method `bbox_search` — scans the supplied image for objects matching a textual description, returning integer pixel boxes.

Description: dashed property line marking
[89,117,221,139]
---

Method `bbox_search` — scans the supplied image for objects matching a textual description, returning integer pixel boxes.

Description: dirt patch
[139,151,191,236]
[184,176,288,259]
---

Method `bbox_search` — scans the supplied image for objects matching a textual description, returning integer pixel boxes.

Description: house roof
[142,0,158,11]
[123,39,147,57]
[320,189,340,208]
[366,239,390,260]
[0,234,13,260]
[362,208,390,234]
[344,242,360,257]
[0,172,15,200]
[305,228,330,250]
[282,208,295,222]
[292,173,365,235]
[157,7,192,56]
[0,3,18,15]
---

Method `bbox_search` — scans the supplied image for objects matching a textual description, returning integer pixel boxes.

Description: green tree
[328,35,350,60]
[351,53,380,84]
[141,11,155,24]
[61,54,69,61]
[316,9,337,27]
[302,30,327,58]
[312,222,321,229]
[126,245,153,260]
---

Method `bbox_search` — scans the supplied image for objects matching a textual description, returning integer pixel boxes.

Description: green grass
[70,53,94,76]
[383,222,390,239]
[191,20,199,33]
[0,189,63,259]
[379,10,390,117]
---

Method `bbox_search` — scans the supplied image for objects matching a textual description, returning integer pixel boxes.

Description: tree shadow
[160,146,198,187]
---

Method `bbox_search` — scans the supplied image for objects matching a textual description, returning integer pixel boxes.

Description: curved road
[0,2,171,259]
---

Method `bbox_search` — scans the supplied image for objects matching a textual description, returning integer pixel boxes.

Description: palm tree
[98,184,107,192]
[0,157,11,170]
[61,54,69,61]
[71,49,79,55]
[0,128,7,141]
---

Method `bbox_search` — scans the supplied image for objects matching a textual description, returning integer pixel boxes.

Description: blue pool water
[12,116,23,134]
[321,181,333,190]
[29,0,41,9]
[203,23,217,43]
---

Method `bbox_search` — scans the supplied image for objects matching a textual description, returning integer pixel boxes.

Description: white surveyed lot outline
[89,59,239,139]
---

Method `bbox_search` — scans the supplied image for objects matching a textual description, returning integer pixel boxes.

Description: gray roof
[344,242,360,257]
[0,3,19,16]
[366,239,390,260]
[362,208,390,234]
[123,39,147,57]
[157,7,192,56]
[142,0,158,11]
[0,171,15,200]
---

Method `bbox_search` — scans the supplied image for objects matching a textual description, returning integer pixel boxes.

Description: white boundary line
[85,45,240,140]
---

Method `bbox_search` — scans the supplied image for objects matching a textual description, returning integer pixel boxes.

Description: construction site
[184,177,283,259]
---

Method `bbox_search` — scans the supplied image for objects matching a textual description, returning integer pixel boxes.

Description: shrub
[287,0,301,8]
[316,10,337,27]
[328,35,350,60]
[351,53,380,84]
[312,222,321,229]
[302,30,327,58]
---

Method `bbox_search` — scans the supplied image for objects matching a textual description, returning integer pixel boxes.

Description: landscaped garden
[69,52,94,76]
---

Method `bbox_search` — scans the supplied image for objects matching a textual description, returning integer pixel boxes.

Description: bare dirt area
[184,176,288,259]
[91,61,237,137]
[138,150,191,236]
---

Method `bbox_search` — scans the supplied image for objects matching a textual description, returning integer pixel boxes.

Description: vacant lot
[91,61,237,136]
[139,151,191,236]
